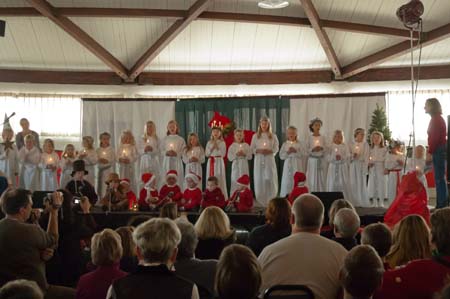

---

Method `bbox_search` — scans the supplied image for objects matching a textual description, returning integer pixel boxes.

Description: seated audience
[216,244,261,299]
[0,279,43,299]
[340,245,384,299]
[333,208,360,250]
[385,214,431,269]
[174,219,217,297]
[115,227,138,273]
[195,207,236,260]
[0,189,75,298]
[361,223,393,269]
[246,197,292,256]
[76,229,127,299]
[107,218,199,299]
[258,194,348,299]
[321,198,356,239]
[159,202,179,220]
[65,160,98,205]
[375,208,450,299]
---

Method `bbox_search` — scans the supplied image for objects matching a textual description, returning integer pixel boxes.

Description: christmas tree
[368,104,391,145]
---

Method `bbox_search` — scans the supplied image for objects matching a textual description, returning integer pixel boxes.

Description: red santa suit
[202,187,226,209]
[120,179,137,209]
[288,172,309,205]
[159,170,183,207]
[138,173,159,209]
[183,172,202,211]
[226,174,254,212]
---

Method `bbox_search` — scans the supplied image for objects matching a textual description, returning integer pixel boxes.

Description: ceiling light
[258,0,290,9]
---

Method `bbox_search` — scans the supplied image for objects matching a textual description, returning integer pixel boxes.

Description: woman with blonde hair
[195,206,236,260]
[385,214,431,268]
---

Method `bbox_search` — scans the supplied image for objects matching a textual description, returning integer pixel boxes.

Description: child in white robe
[306,118,327,192]
[117,130,139,192]
[182,132,205,189]
[406,145,430,198]
[326,130,352,201]
[385,140,405,207]
[39,138,59,191]
[0,127,19,187]
[59,144,76,189]
[139,121,161,188]
[97,132,115,198]
[206,127,228,200]
[279,126,305,197]
[78,136,98,186]
[367,131,388,207]
[250,116,279,207]
[18,134,40,191]
[227,129,252,197]
[348,128,370,207]
[160,120,186,187]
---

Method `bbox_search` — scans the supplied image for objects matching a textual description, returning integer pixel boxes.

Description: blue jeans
[433,145,449,208]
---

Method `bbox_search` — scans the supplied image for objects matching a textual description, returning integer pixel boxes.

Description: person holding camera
[0,188,76,298]
[65,160,98,205]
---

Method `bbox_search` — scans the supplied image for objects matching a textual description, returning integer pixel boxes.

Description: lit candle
[369,156,373,162]
[191,149,195,158]
[101,150,107,158]
[354,145,360,154]
[169,143,174,151]
[314,139,320,147]
[263,142,267,149]
[121,148,128,159]
[47,156,54,165]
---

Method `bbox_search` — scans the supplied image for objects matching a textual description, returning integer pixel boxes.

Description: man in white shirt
[258,193,348,299]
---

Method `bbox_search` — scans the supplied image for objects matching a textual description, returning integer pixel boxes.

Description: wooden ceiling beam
[299,0,342,77]
[348,65,450,82]
[127,0,211,81]
[0,7,414,39]
[25,0,129,80]
[341,22,450,79]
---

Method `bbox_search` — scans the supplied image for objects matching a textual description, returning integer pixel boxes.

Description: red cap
[294,172,306,186]
[185,172,201,184]
[237,174,250,186]
[120,178,130,185]
[141,173,155,184]
[166,170,178,178]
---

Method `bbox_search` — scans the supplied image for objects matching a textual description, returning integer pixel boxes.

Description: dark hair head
[265,198,291,230]
[308,118,323,132]
[207,176,219,185]
[361,223,392,258]
[115,226,136,258]
[0,279,43,299]
[425,98,442,115]
[127,215,152,227]
[431,208,450,255]
[0,189,32,215]
[159,202,179,220]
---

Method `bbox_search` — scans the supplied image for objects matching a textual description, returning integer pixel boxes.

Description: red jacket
[227,188,253,212]
[138,188,159,208]
[159,184,183,207]
[183,188,202,210]
[202,187,226,208]
[375,256,450,299]
[427,114,447,154]
[125,190,137,210]
[288,186,309,205]
[76,264,127,299]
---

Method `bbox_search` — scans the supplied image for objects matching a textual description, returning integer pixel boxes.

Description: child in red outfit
[119,179,137,210]
[202,176,226,209]
[138,172,159,210]
[159,170,183,208]
[288,172,309,205]
[183,172,202,211]
[226,174,254,212]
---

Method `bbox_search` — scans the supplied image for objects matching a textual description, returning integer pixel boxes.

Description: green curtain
[175,97,290,192]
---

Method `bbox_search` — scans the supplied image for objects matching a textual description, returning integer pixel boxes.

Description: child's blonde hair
[370,131,385,148]
[185,132,203,152]
[333,130,345,144]
[234,129,244,143]
[24,133,35,143]
[43,138,55,151]
[63,144,75,157]
[144,121,158,141]
[120,130,136,145]
[82,136,94,149]
[210,127,224,141]
[166,120,179,135]
[257,116,273,139]
[415,145,426,159]
[286,125,298,142]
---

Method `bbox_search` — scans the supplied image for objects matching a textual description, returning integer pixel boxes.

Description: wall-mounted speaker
[0,20,5,37]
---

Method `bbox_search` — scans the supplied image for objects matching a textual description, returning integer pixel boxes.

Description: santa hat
[294,172,306,186]
[166,170,178,179]
[185,172,201,185]
[120,178,130,185]
[2,113,13,131]
[237,174,250,186]
[141,173,155,184]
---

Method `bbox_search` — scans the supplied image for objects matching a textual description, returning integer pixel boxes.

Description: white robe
[97,146,115,198]
[182,146,205,189]
[0,143,19,187]
[39,152,59,191]
[18,146,41,191]
[138,136,161,188]
[279,140,305,197]
[348,141,370,207]
[117,144,138,191]
[227,142,252,196]
[385,152,405,205]
[406,158,429,198]
[206,140,228,199]
[59,155,76,190]
[251,133,279,207]
[160,135,186,187]
[306,135,328,192]
[367,146,388,202]
[78,149,98,187]
[326,143,352,201]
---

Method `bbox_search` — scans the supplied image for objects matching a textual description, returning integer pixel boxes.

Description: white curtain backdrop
[82,100,175,148]
[290,94,386,143]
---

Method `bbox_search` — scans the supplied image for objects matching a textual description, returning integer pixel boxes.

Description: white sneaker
[371,198,377,208]
[378,199,385,208]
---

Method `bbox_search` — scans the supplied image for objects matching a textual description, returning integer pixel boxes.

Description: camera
[73,197,81,204]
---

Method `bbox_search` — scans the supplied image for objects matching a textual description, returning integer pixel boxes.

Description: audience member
[0,279,43,299]
[195,207,236,260]
[333,208,360,250]
[246,197,292,256]
[107,218,199,299]
[0,189,75,299]
[65,160,98,205]
[375,208,450,299]
[340,245,384,299]
[216,244,261,299]
[159,202,179,220]
[115,227,138,273]
[361,223,392,269]
[175,219,217,297]
[385,214,431,269]
[322,199,356,239]
[126,215,151,228]
[76,229,127,299]
[258,193,348,299]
